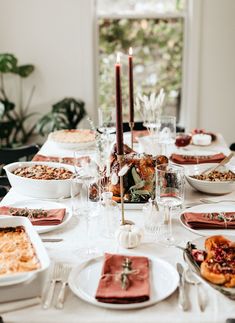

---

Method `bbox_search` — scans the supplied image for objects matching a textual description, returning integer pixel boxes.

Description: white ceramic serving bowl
[185,163,235,195]
[4,161,74,199]
[0,216,50,286]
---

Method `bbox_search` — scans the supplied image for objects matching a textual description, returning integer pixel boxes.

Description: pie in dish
[49,129,96,143]
[0,226,40,276]
[191,235,235,288]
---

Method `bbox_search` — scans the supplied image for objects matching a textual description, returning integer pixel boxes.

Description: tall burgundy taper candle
[115,53,124,156]
[128,47,134,124]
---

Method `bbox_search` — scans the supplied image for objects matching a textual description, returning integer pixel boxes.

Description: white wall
[0,0,96,140]
[198,0,235,145]
[0,0,235,145]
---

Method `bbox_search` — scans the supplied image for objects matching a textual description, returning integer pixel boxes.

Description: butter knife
[176,263,189,311]
[42,238,63,243]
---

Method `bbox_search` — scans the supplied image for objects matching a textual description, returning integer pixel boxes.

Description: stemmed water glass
[155,163,185,245]
[71,156,100,258]
[98,107,116,135]
[159,116,176,156]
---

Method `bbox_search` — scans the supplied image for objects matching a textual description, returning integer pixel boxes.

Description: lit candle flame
[129,47,133,55]
[116,52,121,64]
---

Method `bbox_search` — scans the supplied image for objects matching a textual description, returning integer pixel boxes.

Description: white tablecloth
[1,134,235,323]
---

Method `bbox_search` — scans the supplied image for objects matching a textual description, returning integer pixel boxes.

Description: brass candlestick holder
[117,154,125,225]
[129,122,134,149]
[117,154,133,226]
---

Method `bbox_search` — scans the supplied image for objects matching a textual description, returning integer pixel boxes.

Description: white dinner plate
[180,203,235,237]
[7,200,72,234]
[175,148,217,156]
[68,254,179,310]
[120,202,146,210]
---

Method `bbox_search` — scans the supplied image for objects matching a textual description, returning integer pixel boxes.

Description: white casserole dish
[0,216,50,286]
[4,161,74,199]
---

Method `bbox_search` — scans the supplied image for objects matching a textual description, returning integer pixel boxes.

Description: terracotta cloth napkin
[32,154,90,165]
[182,212,235,229]
[95,253,150,304]
[170,152,226,165]
[0,206,66,225]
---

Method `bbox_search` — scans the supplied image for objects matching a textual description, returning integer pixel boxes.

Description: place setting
[0,2,235,322]
[0,199,72,234]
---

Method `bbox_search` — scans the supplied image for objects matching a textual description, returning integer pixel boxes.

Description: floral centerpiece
[135,88,165,137]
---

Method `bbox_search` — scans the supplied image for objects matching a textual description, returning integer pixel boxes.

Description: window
[96,0,186,122]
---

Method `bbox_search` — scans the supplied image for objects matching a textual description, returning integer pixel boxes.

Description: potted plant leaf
[0,53,36,147]
[37,97,87,137]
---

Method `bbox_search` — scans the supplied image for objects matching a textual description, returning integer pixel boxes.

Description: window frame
[94,0,201,129]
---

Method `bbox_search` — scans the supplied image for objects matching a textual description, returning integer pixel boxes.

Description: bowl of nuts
[4,162,74,199]
[185,163,235,195]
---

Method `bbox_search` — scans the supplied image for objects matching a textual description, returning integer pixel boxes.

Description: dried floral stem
[9,208,48,219]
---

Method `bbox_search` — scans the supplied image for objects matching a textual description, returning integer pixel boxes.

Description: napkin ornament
[204,212,235,229]
[9,207,48,219]
[103,257,141,291]
[180,155,212,160]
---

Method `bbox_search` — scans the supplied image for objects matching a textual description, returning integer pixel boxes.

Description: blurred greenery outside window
[97,0,186,122]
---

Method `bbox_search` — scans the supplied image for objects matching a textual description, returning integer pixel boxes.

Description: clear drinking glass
[175,132,192,148]
[98,107,116,135]
[155,163,185,245]
[71,160,99,258]
[100,192,120,238]
[143,198,165,241]
[159,116,176,156]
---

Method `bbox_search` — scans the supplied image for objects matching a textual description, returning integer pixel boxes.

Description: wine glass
[159,116,176,156]
[71,157,100,258]
[155,163,185,245]
[98,107,116,135]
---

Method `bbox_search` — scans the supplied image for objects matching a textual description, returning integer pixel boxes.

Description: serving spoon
[201,152,234,175]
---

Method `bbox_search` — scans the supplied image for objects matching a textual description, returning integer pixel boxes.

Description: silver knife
[42,238,63,243]
[176,263,189,311]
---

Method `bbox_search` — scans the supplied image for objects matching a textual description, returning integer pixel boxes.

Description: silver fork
[42,263,63,309]
[55,265,71,309]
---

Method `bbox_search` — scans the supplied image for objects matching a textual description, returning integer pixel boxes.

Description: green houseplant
[37,97,87,137]
[0,53,36,147]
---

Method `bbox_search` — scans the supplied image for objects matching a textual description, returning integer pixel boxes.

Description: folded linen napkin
[95,253,150,304]
[32,154,90,165]
[182,212,235,229]
[0,206,66,225]
[170,152,226,165]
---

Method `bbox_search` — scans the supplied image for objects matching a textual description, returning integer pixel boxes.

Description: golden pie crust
[50,129,96,143]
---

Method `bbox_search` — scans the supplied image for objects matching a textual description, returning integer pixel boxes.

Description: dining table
[0,132,235,323]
